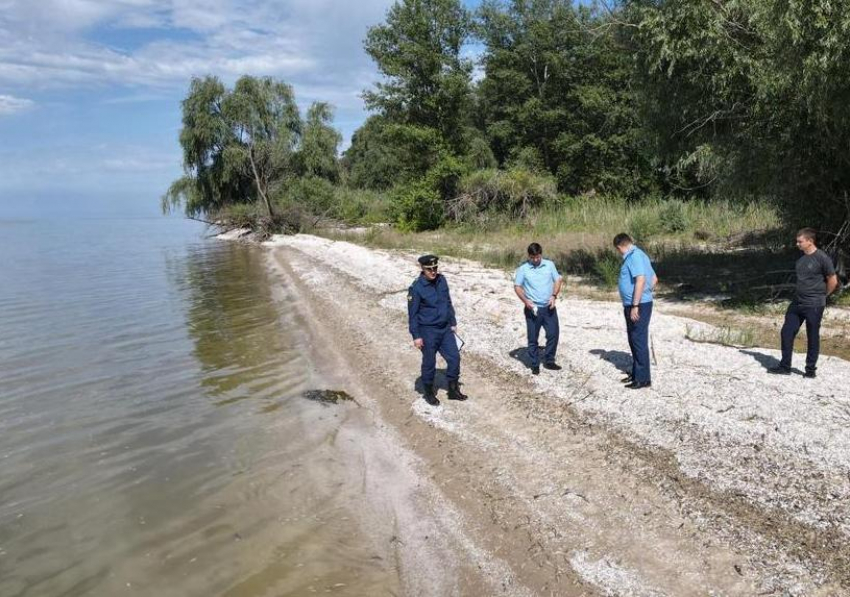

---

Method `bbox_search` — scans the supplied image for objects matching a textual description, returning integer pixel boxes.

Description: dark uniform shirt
[795,249,836,307]
[407,274,457,339]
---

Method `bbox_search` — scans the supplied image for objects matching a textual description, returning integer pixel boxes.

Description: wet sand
[264,233,850,596]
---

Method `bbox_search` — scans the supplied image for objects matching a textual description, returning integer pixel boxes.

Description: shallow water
[0,218,399,596]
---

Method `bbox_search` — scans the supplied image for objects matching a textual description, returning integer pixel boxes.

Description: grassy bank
[318,196,792,300]
[314,195,850,362]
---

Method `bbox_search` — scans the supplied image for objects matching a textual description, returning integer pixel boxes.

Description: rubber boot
[423,384,439,406]
[447,380,468,401]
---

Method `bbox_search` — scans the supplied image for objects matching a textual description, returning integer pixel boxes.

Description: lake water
[0,217,400,596]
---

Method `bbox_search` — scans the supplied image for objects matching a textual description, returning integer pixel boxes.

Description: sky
[0,0,482,216]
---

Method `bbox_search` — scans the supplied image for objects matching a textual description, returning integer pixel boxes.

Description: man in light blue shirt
[614,233,657,389]
[514,243,563,375]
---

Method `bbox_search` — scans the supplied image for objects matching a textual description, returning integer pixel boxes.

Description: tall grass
[529,196,780,242]
[315,194,788,305]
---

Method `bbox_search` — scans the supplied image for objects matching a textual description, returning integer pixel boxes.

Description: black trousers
[780,303,825,371]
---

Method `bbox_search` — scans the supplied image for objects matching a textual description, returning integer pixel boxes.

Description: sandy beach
[262,233,850,596]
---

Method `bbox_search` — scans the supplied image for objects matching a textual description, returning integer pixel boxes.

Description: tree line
[163,0,850,242]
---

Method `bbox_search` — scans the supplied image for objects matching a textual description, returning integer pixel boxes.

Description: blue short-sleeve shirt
[618,246,655,306]
[514,259,562,308]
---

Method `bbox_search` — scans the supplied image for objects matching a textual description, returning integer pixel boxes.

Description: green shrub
[449,167,558,222]
[659,200,689,233]
[509,146,545,172]
[628,210,662,242]
[391,180,444,232]
[334,188,392,223]
[285,176,336,216]
[593,250,622,289]
[466,136,497,170]
[426,153,468,201]
[220,202,262,228]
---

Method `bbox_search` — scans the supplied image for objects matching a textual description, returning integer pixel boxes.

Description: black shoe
[621,375,634,384]
[447,380,468,401]
[423,384,440,406]
[543,362,562,371]
[531,366,540,375]
[625,381,651,390]
[767,366,791,375]
[803,369,817,379]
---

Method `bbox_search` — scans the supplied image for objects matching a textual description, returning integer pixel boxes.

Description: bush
[593,250,622,289]
[391,180,444,232]
[334,188,392,224]
[284,176,336,217]
[426,153,468,201]
[220,202,262,228]
[448,167,558,223]
[659,200,689,233]
[628,210,662,242]
[509,146,545,172]
[466,136,497,170]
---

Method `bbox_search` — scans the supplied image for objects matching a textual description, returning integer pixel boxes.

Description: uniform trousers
[420,324,460,386]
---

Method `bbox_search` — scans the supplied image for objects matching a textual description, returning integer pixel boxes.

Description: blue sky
[0,0,484,215]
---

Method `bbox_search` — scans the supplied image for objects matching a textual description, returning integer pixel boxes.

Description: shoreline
[259,232,850,594]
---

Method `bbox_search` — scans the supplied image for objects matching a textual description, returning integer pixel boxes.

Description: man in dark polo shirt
[768,228,839,378]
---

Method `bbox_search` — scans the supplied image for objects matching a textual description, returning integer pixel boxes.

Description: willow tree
[626,0,850,227]
[296,102,342,182]
[162,75,302,220]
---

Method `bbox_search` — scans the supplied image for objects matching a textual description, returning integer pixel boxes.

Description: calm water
[0,218,399,596]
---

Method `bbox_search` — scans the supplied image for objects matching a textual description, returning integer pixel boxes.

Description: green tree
[223,76,301,217]
[162,76,245,218]
[342,115,403,189]
[626,0,850,226]
[363,0,473,153]
[476,0,652,197]
[297,102,342,182]
[162,75,307,221]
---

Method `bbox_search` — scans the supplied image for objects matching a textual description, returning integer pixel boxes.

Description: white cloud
[0,94,34,115]
[0,0,401,196]
[0,0,394,109]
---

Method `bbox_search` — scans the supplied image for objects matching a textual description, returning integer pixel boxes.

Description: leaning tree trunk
[248,148,275,218]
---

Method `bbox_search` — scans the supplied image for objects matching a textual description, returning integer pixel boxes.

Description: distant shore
[250,232,850,595]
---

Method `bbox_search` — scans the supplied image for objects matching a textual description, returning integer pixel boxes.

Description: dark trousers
[420,325,460,386]
[524,306,559,367]
[780,303,825,371]
[623,301,653,383]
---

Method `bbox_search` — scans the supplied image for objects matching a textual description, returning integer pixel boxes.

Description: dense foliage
[162,75,340,233]
[165,0,850,243]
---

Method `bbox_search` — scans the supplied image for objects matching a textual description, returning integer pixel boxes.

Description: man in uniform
[514,243,563,375]
[408,255,468,406]
[768,228,838,378]
[614,233,657,390]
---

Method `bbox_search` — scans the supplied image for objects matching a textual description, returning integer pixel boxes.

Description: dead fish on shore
[300,389,360,407]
